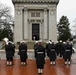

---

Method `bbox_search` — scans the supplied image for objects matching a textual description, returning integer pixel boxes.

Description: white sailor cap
[35,41,38,43]
[50,41,52,44]
[20,40,26,43]
[63,42,66,44]
[3,38,9,42]
[59,40,62,42]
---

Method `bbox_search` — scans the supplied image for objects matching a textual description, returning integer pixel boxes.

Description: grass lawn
[16,41,46,49]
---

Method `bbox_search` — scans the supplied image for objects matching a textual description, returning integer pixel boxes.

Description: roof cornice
[12,0,59,5]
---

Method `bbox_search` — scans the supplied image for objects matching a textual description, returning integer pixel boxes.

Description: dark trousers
[56,51,59,56]
[64,58,71,61]
[21,58,27,62]
[60,51,63,57]
[50,59,55,61]
[64,51,71,62]
[37,65,44,69]
[7,57,13,61]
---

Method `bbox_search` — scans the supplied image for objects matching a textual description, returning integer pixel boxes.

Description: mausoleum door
[32,23,39,40]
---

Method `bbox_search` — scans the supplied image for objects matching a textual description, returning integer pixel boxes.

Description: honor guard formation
[0,38,74,74]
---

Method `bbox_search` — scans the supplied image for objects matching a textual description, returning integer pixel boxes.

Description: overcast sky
[0,0,76,26]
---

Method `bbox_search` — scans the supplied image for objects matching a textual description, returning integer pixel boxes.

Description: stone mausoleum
[12,0,59,42]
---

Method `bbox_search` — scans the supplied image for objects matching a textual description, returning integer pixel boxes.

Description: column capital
[23,7,27,11]
[49,9,56,15]
[23,7,28,15]
[16,9,22,15]
[44,8,47,15]
[15,6,23,15]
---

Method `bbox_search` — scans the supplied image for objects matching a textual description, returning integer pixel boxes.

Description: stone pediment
[12,0,59,4]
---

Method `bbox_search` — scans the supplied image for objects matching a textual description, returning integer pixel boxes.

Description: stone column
[14,7,23,43]
[48,7,57,42]
[29,21,32,40]
[44,9,47,40]
[24,8,28,40]
[40,22,42,39]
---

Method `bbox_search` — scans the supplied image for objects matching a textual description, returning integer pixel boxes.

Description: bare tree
[0,4,14,26]
[0,4,11,19]
[0,3,14,41]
